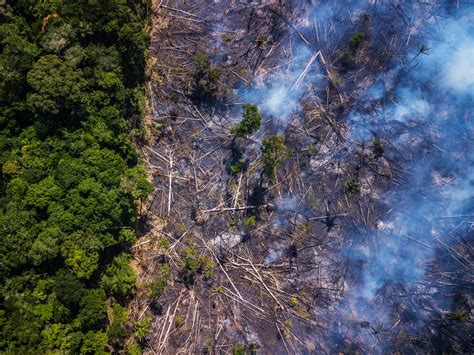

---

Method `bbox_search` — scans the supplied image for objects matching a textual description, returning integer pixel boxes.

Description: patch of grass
[232,343,246,355]
[176,223,186,233]
[158,238,171,252]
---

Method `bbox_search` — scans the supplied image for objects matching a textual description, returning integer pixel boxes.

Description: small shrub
[371,139,384,158]
[249,343,259,354]
[233,343,246,355]
[197,255,214,278]
[447,311,467,324]
[244,215,256,227]
[133,316,152,341]
[176,223,186,232]
[174,315,184,326]
[230,158,247,175]
[150,263,170,298]
[228,218,239,227]
[170,93,180,103]
[256,34,269,47]
[181,248,213,275]
[345,179,360,194]
[158,238,171,252]
[348,32,366,53]
[289,297,300,308]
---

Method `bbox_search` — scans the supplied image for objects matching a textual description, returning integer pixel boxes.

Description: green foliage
[175,315,184,326]
[181,247,214,279]
[249,343,259,354]
[127,341,143,355]
[446,311,467,324]
[339,32,368,70]
[0,1,151,352]
[27,54,87,117]
[228,218,239,227]
[52,270,86,308]
[150,263,170,299]
[77,289,108,330]
[182,246,199,271]
[107,303,128,347]
[244,215,256,227]
[133,316,152,341]
[40,323,76,353]
[289,296,300,308]
[348,32,366,53]
[345,179,360,195]
[100,253,136,300]
[230,157,247,176]
[192,52,221,102]
[231,104,262,137]
[233,343,247,355]
[256,34,269,47]
[371,139,384,158]
[0,19,39,102]
[261,135,290,182]
[81,331,108,355]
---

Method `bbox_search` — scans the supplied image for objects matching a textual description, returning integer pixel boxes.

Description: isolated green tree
[231,104,262,137]
[261,136,290,182]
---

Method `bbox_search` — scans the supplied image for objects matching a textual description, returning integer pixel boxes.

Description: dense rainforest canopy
[0,0,152,352]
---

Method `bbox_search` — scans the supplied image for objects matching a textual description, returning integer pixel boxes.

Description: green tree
[27,55,87,117]
[192,52,221,102]
[0,20,39,102]
[29,226,62,265]
[120,165,153,201]
[100,253,136,300]
[371,139,384,158]
[61,231,103,279]
[52,269,86,309]
[76,289,107,330]
[231,104,262,137]
[40,323,74,353]
[107,303,128,347]
[81,331,108,355]
[261,136,290,182]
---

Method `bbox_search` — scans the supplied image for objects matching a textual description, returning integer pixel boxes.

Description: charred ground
[131,1,473,354]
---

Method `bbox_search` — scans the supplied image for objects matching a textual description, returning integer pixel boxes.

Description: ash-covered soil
[131,1,474,353]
